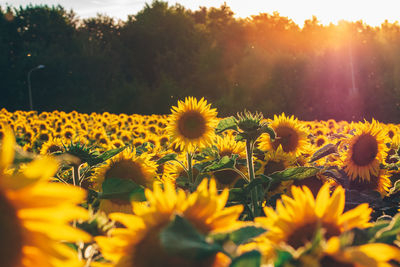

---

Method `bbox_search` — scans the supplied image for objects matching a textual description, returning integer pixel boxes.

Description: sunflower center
[351,134,378,166]
[286,221,340,249]
[133,223,217,267]
[46,144,63,154]
[293,176,323,197]
[348,174,380,192]
[316,137,326,147]
[264,160,285,176]
[213,170,239,186]
[105,159,148,187]
[0,191,23,267]
[177,111,206,139]
[272,126,299,153]
[320,256,355,267]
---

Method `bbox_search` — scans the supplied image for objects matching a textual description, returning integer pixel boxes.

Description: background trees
[1,1,400,122]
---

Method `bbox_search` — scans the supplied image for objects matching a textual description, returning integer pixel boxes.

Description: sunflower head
[258,113,309,156]
[95,179,244,267]
[342,120,389,182]
[255,184,371,257]
[167,97,218,152]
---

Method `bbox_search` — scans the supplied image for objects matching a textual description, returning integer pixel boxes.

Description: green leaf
[389,180,400,195]
[269,167,320,183]
[274,250,293,267]
[135,142,154,155]
[156,153,177,165]
[309,143,338,163]
[372,214,400,244]
[260,124,276,141]
[88,146,126,166]
[98,178,145,201]
[230,250,261,267]
[235,133,246,142]
[203,155,238,172]
[216,116,238,134]
[246,175,271,193]
[211,226,266,245]
[228,188,246,202]
[160,215,222,260]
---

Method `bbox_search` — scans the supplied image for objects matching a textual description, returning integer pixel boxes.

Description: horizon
[1,0,400,27]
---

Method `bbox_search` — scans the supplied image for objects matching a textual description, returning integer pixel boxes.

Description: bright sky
[1,0,400,26]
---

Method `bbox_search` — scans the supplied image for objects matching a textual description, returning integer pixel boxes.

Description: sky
[1,0,400,26]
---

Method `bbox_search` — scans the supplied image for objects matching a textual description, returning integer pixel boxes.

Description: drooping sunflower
[95,179,243,267]
[93,149,158,214]
[254,184,371,261]
[258,113,309,156]
[167,97,218,152]
[208,135,247,188]
[342,120,389,182]
[0,129,91,267]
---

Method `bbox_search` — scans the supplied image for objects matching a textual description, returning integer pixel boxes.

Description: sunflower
[348,168,391,196]
[95,179,243,267]
[0,129,91,267]
[208,135,247,188]
[167,97,218,152]
[93,149,158,214]
[342,120,388,182]
[258,113,309,156]
[40,138,65,155]
[319,236,400,267]
[254,184,371,261]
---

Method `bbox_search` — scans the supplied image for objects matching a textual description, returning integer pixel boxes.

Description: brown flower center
[351,134,378,166]
[286,221,340,249]
[105,159,148,187]
[177,111,206,139]
[264,160,286,176]
[272,126,299,153]
[316,137,326,147]
[46,144,64,154]
[293,176,324,197]
[0,191,23,267]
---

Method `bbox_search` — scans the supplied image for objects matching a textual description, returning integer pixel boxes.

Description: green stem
[186,152,194,191]
[72,164,81,187]
[246,140,259,217]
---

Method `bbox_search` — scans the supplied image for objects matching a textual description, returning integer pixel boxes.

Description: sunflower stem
[246,140,260,217]
[187,152,194,191]
[72,164,81,187]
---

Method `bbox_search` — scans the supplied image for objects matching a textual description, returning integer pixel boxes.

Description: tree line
[2,1,400,122]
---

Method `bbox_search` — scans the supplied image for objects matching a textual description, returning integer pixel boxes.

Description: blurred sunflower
[319,236,400,267]
[95,179,243,267]
[167,97,218,152]
[0,129,90,267]
[94,149,158,214]
[348,168,391,196]
[254,184,371,260]
[258,113,309,156]
[342,120,388,181]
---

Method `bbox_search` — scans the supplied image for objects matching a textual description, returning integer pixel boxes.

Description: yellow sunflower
[348,168,391,197]
[319,236,400,267]
[0,129,91,267]
[40,138,65,155]
[167,97,218,152]
[95,179,243,267]
[342,120,389,182]
[209,135,247,188]
[258,113,309,156]
[93,149,158,214]
[254,184,371,260]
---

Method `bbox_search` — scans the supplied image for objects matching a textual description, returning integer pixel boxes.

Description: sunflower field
[2,97,400,267]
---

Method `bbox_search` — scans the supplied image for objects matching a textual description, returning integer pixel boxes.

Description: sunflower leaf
[216,116,238,134]
[309,143,338,163]
[160,215,223,260]
[211,226,266,245]
[230,250,261,267]
[274,250,293,267]
[87,146,126,166]
[372,214,400,244]
[99,177,145,201]
[156,153,177,165]
[389,179,400,195]
[203,155,238,172]
[269,167,320,182]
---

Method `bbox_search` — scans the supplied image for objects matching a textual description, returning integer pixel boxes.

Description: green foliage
[211,226,266,245]
[309,143,338,163]
[268,166,321,182]
[159,215,223,260]
[230,250,261,267]
[156,153,178,165]
[99,177,146,202]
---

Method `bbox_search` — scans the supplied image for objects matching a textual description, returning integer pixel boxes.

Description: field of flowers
[2,97,400,266]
